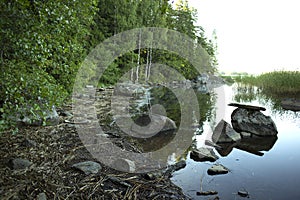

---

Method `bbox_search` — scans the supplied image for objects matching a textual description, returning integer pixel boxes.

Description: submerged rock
[238,189,250,198]
[215,143,235,157]
[216,135,278,157]
[207,164,229,175]
[190,147,219,162]
[72,161,102,175]
[281,98,300,111]
[231,108,278,136]
[234,136,278,156]
[212,120,241,143]
[166,160,186,175]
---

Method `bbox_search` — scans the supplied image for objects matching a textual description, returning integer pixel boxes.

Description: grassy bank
[235,71,300,95]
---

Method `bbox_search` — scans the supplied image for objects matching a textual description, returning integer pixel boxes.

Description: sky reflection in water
[171,84,300,199]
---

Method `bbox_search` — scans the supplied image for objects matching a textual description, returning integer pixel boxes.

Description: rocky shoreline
[0,87,190,200]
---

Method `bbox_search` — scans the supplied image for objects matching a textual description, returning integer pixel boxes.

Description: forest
[0,0,217,129]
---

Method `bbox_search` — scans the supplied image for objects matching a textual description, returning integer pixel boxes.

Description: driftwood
[228,103,266,111]
[196,190,218,196]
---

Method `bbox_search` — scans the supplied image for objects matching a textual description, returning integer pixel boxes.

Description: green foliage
[0,0,218,130]
[1,0,96,93]
[0,0,97,130]
[221,76,235,84]
[0,61,67,128]
[91,0,217,85]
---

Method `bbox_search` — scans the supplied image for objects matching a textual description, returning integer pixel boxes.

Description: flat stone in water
[72,161,102,175]
[238,189,249,197]
[228,103,266,111]
[207,164,229,175]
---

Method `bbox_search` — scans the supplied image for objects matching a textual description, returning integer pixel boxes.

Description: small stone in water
[238,189,249,197]
[207,164,229,175]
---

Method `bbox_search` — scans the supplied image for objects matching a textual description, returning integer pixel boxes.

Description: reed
[236,71,300,94]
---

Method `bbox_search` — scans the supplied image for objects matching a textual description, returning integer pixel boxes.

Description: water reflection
[126,82,297,159]
[129,84,287,159]
[147,86,215,125]
[171,84,300,199]
[127,85,216,163]
[217,136,278,157]
[233,83,300,113]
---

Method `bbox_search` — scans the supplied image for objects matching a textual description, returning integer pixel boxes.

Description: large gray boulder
[231,108,278,136]
[131,114,177,135]
[212,120,241,143]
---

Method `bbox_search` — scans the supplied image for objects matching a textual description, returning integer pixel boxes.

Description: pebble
[8,158,33,170]
[72,161,102,175]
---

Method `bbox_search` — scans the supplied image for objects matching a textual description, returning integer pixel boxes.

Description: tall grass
[236,71,300,94]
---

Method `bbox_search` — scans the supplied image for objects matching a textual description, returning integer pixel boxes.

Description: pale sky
[188,0,300,74]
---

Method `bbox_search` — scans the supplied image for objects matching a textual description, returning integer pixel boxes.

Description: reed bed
[235,71,300,94]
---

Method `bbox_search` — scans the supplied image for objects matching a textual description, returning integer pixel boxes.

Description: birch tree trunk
[136,29,142,83]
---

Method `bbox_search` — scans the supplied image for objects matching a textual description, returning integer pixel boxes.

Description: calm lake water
[169,84,300,199]
[127,82,300,199]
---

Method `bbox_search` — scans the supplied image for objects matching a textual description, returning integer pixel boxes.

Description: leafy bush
[0,0,97,130]
[0,61,67,129]
[0,0,217,131]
